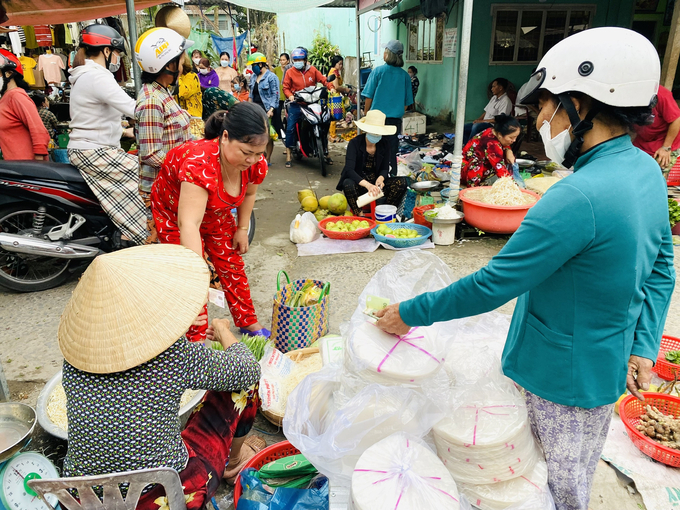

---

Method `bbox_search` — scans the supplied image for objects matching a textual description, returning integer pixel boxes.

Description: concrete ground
[2,137,677,509]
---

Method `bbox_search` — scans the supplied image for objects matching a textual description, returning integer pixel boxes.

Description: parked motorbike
[0,160,255,292]
[286,75,336,177]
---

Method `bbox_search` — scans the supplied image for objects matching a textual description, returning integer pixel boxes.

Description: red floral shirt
[151,138,267,235]
[462,128,512,187]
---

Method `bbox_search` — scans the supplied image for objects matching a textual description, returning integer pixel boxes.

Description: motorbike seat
[0,160,86,184]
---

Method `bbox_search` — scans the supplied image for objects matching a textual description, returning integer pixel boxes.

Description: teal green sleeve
[632,226,676,361]
[399,184,596,326]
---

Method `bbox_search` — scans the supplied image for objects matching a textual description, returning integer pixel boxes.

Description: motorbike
[0,160,255,292]
[286,75,336,177]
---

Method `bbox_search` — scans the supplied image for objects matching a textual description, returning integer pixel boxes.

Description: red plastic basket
[233,440,301,508]
[619,393,680,467]
[318,216,376,240]
[413,204,435,228]
[652,335,680,381]
[667,159,680,186]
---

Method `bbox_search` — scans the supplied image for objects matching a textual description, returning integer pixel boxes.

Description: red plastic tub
[458,187,540,234]
[652,335,680,380]
[233,440,301,508]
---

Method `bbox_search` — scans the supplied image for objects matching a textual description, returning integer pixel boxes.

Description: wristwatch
[663,146,672,152]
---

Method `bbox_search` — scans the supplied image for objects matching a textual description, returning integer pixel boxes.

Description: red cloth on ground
[461,127,512,187]
[634,85,680,155]
[0,88,50,159]
[137,386,260,510]
[151,138,268,338]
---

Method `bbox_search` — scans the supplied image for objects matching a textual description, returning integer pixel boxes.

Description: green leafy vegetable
[669,199,680,229]
[211,334,271,361]
[665,349,680,364]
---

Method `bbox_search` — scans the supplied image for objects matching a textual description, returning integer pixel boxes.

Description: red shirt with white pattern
[461,127,512,187]
[150,138,267,235]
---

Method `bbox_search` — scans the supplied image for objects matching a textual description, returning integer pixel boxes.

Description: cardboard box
[402,112,426,135]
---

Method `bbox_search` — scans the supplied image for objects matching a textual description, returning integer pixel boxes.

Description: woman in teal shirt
[376,28,675,510]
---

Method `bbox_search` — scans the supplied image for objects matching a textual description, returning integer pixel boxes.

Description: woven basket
[318,216,376,240]
[261,347,320,428]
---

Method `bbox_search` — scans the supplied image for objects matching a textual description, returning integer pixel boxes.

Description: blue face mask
[366,133,382,144]
[251,64,261,75]
[234,83,241,91]
[293,60,305,70]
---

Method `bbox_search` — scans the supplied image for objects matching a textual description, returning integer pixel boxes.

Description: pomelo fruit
[328,193,348,215]
[301,196,318,212]
[319,195,331,210]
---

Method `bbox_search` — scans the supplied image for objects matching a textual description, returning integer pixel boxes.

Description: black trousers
[384,117,402,178]
[342,176,408,216]
[273,99,286,139]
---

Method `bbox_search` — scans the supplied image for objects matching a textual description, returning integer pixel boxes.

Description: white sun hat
[354,110,398,136]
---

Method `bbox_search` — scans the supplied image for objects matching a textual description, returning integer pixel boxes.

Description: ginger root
[637,405,680,449]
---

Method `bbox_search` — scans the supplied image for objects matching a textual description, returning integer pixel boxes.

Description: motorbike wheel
[0,204,73,292]
[316,137,327,177]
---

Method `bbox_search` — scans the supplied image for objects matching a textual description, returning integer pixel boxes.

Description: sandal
[224,435,267,485]
[285,160,292,168]
[324,157,334,166]
[239,327,271,339]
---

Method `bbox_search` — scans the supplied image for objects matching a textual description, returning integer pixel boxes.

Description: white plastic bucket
[375,205,397,224]
[432,219,457,245]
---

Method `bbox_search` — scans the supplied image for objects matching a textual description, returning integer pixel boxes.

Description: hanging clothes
[52,25,66,48]
[34,25,52,47]
[17,27,25,44]
[18,56,37,85]
[68,24,80,44]
[64,25,73,46]
[22,26,38,49]
[8,29,21,56]
[38,54,65,84]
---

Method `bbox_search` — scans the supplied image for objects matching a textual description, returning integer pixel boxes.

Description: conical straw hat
[58,244,209,374]
[155,5,192,39]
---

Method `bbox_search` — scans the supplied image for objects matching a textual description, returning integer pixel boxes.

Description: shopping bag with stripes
[270,270,330,353]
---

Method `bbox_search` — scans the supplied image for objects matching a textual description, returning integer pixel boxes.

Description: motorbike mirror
[328,74,336,83]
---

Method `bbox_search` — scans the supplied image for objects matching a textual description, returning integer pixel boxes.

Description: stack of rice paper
[458,460,550,510]
[352,433,461,510]
[346,320,444,385]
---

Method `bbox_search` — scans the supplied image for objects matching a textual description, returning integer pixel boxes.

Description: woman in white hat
[59,244,266,509]
[336,109,407,215]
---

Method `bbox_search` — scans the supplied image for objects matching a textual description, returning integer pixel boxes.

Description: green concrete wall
[390,0,635,122]
[277,8,397,66]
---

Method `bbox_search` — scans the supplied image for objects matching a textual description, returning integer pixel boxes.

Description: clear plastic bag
[344,251,466,389]
[283,365,445,483]
[404,149,424,173]
[350,433,462,510]
[290,212,320,244]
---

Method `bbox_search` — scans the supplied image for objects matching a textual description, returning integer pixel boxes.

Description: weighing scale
[0,452,60,510]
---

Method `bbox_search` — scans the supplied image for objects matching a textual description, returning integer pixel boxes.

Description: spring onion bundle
[211,334,271,361]
[287,281,323,308]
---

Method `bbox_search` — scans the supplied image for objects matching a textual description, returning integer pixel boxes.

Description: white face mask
[193,57,201,65]
[108,53,121,73]
[198,68,209,75]
[220,60,230,67]
[539,104,572,166]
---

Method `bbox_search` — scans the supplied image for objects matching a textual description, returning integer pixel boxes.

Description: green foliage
[669,198,680,228]
[308,34,340,75]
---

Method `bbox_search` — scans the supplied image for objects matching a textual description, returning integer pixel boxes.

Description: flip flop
[239,327,271,338]
[224,435,267,485]
[285,161,292,168]
[324,157,334,165]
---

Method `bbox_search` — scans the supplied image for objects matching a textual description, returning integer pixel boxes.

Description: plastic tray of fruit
[371,223,432,248]
[318,216,377,240]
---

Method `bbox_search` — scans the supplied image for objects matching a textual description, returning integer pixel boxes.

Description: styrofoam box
[402,112,426,135]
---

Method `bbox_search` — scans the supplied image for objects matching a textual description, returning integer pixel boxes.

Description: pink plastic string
[521,475,541,490]
[371,325,441,373]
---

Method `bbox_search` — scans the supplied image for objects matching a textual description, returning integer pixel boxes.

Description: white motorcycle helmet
[135,27,193,75]
[520,27,660,167]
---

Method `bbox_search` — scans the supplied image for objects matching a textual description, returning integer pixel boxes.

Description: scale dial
[0,452,59,510]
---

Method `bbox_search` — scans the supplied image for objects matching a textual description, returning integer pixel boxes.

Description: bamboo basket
[260,346,320,428]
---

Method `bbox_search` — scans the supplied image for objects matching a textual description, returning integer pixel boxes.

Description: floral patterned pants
[137,385,260,510]
[524,391,613,510]
[154,220,259,339]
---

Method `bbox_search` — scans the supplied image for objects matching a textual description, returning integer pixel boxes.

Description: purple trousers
[524,391,613,510]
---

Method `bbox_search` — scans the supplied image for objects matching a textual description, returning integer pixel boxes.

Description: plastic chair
[361,200,377,221]
[27,467,188,510]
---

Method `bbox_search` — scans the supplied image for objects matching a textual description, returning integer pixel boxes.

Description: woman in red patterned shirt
[462,114,521,187]
[151,102,270,340]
